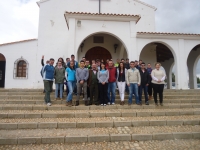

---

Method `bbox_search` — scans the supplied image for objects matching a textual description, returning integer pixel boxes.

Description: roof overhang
[137,32,200,40]
[64,12,141,29]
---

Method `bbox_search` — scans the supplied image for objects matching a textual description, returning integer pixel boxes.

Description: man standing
[76,60,89,106]
[88,63,99,105]
[114,59,120,67]
[107,60,117,105]
[66,58,70,65]
[67,55,78,69]
[139,62,150,105]
[135,60,140,70]
[126,61,141,105]
[147,63,153,100]
[41,58,55,106]
[85,60,91,70]
[125,58,130,69]
[85,60,91,101]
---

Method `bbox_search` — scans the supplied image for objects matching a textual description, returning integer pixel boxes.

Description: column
[176,39,188,89]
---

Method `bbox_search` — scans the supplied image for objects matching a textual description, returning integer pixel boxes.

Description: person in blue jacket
[41,58,55,106]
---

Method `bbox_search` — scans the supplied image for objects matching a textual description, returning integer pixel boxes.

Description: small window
[13,57,29,79]
[17,61,27,77]
[93,36,104,43]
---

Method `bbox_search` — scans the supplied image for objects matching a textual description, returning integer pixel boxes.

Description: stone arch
[139,41,176,89]
[0,53,6,88]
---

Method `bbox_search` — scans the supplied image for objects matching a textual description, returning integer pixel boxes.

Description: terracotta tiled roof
[0,39,37,46]
[65,11,140,18]
[134,0,157,10]
[137,32,200,36]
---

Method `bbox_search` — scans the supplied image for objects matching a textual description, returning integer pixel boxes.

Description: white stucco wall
[0,40,38,89]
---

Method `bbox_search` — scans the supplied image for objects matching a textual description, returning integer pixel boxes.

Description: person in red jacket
[107,60,117,105]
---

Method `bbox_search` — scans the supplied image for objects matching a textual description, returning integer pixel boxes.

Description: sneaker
[104,104,106,106]
[47,103,51,106]
[112,103,115,105]
[107,102,110,105]
[101,104,103,106]
[145,102,149,105]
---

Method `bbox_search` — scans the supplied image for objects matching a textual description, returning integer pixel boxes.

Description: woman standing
[117,62,127,105]
[151,62,166,106]
[66,61,76,106]
[54,61,65,100]
[57,57,67,69]
[97,62,109,106]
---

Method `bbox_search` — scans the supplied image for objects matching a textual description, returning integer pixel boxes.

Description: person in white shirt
[151,62,166,106]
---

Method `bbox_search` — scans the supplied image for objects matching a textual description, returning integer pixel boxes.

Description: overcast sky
[0,0,200,74]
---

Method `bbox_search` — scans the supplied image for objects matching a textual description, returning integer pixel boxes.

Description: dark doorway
[85,46,112,62]
[0,53,6,88]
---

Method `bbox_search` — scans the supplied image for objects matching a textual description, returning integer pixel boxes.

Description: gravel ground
[0,108,199,114]
[0,139,200,150]
[0,125,200,137]
[0,115,200,123]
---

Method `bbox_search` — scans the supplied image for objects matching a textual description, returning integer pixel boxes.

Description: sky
[0,0,199,75]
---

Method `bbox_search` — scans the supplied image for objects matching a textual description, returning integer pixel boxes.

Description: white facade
[0,0,199,89]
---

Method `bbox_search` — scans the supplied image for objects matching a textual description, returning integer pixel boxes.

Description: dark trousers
[76,82,87,101]
[98,83,108,104]
[148,82,153,96]
[44,80,53,103]
[152,83,164,104]
[87,87,90,98]
[139,85,148,103]
[89,83,99,105]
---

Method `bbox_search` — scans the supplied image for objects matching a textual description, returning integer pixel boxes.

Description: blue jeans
[107,82,116,103]
[55,83,63,98]
[128,83,140,104]
[139,85,148,103]
[67,81,76,102]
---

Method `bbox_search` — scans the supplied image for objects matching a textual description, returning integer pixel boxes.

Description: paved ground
[1,115,200,123]
[0,139,200,150]
[0,125,200,137]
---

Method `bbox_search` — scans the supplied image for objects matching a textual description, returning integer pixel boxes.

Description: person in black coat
[139,62,150,105]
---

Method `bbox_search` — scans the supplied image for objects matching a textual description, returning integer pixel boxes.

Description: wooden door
[85,46,112,63]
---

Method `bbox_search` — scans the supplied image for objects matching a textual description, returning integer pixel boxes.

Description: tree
[172,73,175,82]
[197,77,200,83]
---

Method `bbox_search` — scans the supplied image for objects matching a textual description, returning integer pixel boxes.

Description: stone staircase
[0,89,200,146]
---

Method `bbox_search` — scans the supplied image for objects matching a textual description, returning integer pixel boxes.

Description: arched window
[13,57,29,79]
[17,60,27,77]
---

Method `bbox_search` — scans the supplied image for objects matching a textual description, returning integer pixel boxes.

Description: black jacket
[139,68,150,86]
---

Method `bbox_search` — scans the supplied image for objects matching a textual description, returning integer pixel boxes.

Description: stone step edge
[0,120,199,130]
[0,104,200,111]
[1,110,200,119]
[1,95,200,98]
[1,99,199,102]
[0,132,200,145]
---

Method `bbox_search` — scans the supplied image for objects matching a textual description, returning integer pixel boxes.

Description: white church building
[0,0,199,89]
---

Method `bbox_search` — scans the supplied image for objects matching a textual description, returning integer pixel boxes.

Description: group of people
[41,54,166,107]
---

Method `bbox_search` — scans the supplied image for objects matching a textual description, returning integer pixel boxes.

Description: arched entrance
[187,44,200,89]
[85,46,112,62]
[139,42,175,89]
[77,33,128,62]
[0,53,6,88]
